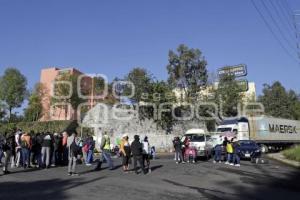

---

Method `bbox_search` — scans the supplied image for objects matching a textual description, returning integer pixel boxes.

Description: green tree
[215,73,243,118]
[258,81,300,119]
[124,67,153,103]
[24,83,46,121]
[167,44,208,102]
[52,73,85,120]
[0,68,27,121]
[147,81,176,131]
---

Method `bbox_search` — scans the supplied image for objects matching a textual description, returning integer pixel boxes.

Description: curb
[267,153,300,168]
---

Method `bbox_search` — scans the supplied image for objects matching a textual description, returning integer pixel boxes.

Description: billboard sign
[218,64,247,77]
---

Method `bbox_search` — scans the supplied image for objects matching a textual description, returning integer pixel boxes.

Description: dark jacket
[42,134,53,148]
[131,139,143,156]
[173,139,182,151]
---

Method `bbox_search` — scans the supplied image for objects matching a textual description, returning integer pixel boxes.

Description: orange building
[40,67,93,121]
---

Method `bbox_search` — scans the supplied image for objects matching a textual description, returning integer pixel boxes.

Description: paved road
[0,155,299,200]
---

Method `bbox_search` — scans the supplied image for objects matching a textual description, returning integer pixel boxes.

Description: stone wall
[81,104,207,152]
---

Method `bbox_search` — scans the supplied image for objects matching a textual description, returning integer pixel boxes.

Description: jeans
[0,149,3,163]
[102,150,113,169]
[133,155,146,174]
[51,149,61,166]
[214,146,222,162]
[86,150,93,164]
[175,150,183,162]
[21,148,30,167]
[68,156,77,173]
[41,147,51,167]
[3,151,11,171]
[227,153,233,163]
[233,153,240,165]
[31,150,42,167]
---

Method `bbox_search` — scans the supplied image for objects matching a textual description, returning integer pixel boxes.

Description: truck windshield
[217,128,232,132]
[190,134,205,142]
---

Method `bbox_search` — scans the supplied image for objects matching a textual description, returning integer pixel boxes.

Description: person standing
[173,137,185,164]
[67,132,80,176]
[131,135,146,175]
[120,134,131,173]
[86,136,95,166]
[225,140,234,165]
[21,132,32,168]
[213,136,223,164]
[30,131,42,168]
[98,132,114,170]
[41,132,53,169]
[52,133,62,167]
[0,133,5,166]
[14,129,22,168]
[232,138,241,167]
[62,131,68,165]
[142,136,151,173]
[2,133,14,174]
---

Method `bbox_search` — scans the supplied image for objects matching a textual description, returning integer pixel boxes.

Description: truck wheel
[261,145,268,153]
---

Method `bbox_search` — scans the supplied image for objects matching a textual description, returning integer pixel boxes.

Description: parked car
[238,140,261,161]
[181,129,213,159]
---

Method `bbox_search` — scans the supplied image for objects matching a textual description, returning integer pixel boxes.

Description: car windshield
[217,128,232,132]
[187,134,205,142]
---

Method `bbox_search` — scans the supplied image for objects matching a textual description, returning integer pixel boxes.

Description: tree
[214,73,243,118]
[146,81,176,130]
[258,81,300,119]
[124,67,153,103]
[167,44,208,102]
[52,73,86,120]
[24,83,46,121]
[0,68,27,121]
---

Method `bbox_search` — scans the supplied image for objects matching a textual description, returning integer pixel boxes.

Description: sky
[1,0,300,106]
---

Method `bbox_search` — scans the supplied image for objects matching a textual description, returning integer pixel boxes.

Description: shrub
[283,146,300,162]
[0,120,79,134]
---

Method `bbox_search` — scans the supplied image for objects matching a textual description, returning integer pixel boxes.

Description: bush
[283,146,300,162]
[0,120,79,134]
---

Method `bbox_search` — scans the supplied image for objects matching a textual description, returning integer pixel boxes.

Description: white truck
[216,116,300,153]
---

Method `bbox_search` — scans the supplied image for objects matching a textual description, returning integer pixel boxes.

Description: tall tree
[124,67,153,103]
[215,73,243,118]
[0,68,27,121]
[24,83,46,121]
[167,44,208,102]
[258,81,300,119]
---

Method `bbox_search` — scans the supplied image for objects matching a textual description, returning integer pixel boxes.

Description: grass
[283,146,300,162]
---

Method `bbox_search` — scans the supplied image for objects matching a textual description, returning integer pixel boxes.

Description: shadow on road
[216,163,300,200]
[0,176,106,200]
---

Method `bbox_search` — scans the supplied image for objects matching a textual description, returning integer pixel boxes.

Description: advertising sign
[218,64,247,77]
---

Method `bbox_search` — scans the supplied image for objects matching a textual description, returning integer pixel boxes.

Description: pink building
[40,67,93,121]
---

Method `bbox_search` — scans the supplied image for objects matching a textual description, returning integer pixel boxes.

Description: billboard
[218,64,247,77]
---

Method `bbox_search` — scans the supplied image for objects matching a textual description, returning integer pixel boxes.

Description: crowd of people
[172,136,241,167]
[0,129,154,176]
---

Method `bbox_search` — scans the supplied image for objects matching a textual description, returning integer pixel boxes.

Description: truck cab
[216,117,250,140]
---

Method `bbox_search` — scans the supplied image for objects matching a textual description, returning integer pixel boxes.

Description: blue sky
[1,0,300,98]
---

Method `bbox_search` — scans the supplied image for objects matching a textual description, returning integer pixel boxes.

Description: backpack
[70,138,80,156]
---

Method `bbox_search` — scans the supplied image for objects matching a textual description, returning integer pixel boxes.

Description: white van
[181,129,213,158]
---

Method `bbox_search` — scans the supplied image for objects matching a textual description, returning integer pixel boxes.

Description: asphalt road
[0,155,299,200]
